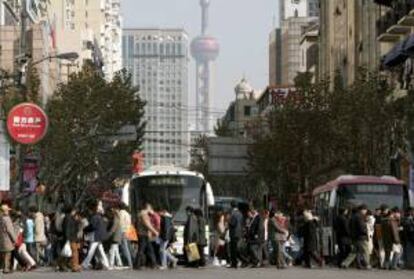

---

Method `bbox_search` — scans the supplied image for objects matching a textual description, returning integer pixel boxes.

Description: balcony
[377,0,414,42]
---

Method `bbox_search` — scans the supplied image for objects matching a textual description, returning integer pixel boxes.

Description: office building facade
[123,28,190,168]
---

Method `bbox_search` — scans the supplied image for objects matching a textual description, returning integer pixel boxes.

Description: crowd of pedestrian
[0,199,191,274]
[1,199,414,274]
[335,204,414,270]
[210,201,323,269]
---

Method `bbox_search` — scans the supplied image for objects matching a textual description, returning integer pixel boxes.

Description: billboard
[207,137,252,176]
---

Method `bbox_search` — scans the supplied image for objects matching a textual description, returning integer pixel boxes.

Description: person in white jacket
[30,206,47,266]
[367,210,376,257]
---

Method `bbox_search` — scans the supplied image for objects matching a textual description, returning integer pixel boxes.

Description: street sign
[6,103,48,145]
[207,137,253,176]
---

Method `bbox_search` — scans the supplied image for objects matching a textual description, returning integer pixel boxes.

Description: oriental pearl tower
[191,0,220,133]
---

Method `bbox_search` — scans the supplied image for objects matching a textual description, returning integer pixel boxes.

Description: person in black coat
[247,208,265,267]
[334,208,352,266]
[81,201,110,270]
[228,201,246,268]
[301,210,323,268]
[341,205,370,269]
[194,208,207,267]
[183,207,199,267]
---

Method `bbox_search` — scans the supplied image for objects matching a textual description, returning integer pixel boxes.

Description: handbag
[61,241,72,258]
[185,242,200,262]
[125,225,138,242]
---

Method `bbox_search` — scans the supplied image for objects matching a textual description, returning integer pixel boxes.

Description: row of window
[135,42,187,56]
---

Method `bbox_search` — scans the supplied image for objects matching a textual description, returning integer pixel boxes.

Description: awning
[383,39,408,68]
[374,0,394,7]
[403,34,414,54]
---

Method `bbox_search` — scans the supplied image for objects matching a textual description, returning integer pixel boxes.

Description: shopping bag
[61,241,72,258]
[125,225,138,242]
[185,243,200,262]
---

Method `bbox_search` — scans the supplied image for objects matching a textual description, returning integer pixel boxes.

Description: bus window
[337,184,405,210]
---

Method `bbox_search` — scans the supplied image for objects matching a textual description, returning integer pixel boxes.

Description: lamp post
[31,52,80,66]
[11,51,79,208]
[14,52,79,106]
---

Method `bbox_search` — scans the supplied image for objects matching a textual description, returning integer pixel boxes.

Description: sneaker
[212,258,220,267]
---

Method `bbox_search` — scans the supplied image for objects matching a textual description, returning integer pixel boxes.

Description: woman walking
[0,204,17,274]
[107,207,124,269]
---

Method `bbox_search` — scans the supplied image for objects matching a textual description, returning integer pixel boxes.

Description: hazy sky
[122,0,279,117]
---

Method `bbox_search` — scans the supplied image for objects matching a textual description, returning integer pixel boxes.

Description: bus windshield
[132,175,204,223]
[337,184,405,210]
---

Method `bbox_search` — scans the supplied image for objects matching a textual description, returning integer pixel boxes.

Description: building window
[244,106,251,116]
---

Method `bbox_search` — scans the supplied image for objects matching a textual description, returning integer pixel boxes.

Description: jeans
[248,242,262,265]
[159,239,177,268]
[230,238,248,267]
[135,236,157,268]
[35,242,46,265]
[109,243,123,268]
[337,240,352,266]
[26,243,36,260]
[120,235,133,267]
[82,242,110,269]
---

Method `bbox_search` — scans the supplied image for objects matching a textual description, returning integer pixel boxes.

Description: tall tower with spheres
[191,0,220,133]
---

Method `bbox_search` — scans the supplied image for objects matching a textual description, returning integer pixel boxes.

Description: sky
[121,0,279,118]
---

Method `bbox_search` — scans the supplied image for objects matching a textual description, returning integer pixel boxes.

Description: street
[5,267,414,279]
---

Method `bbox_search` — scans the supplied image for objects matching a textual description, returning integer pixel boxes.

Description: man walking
[341,205,371,269]
[82,200,110,270]
[334,208,352,266]
[247,207,264,267]
[134,203,159,269]
[269,211,288,269]
[59,206,82,272]
[228,201,244,268]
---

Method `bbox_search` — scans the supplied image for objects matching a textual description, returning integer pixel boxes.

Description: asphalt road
[4,267,414,279]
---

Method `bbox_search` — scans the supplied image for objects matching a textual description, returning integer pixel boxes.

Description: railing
[376,0,414,35]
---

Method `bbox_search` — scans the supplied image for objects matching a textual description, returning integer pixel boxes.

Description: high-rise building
[281,16,318,85]
[269,28,282,85]
[269,0,319,86]
[47,0,122,81]
[280,0,319,21]
[122,28,190,168]
[319,0,380,86]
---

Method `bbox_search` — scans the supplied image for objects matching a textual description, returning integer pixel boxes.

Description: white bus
[123,166,215,256]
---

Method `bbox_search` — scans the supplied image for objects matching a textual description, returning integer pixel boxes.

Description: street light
[16,51,80,89]
[31,52,80,66]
